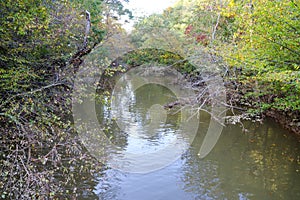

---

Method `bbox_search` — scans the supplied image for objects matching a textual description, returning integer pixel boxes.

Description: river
[75,67,300,200]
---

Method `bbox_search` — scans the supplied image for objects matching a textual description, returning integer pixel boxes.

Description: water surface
[91,74,300,200]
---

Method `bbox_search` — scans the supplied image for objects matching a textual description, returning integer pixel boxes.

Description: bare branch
[211,13,220,41]
[83,10,91,49]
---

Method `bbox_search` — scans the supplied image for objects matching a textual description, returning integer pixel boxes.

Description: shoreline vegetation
[0,0,299,199]
[126,0,300,134]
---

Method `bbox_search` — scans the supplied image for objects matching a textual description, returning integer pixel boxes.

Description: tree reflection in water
[181,116,300,199]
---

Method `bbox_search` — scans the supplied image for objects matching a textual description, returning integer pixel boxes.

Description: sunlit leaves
[220,0,300,111]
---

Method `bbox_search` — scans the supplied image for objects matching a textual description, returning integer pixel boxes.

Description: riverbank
[117,55,300,137]
[264,109,300,136]
[225,85,300,136]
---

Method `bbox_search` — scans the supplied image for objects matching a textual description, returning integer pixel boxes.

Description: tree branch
[83,10,91,49]
[212,13,220,41]
[69,10,94,67]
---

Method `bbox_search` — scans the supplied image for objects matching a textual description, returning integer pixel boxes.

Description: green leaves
[220,0,300,111]
[0,0,124,198]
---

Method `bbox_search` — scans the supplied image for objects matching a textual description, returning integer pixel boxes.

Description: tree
[222,0,300,111]
[0,0,131,198]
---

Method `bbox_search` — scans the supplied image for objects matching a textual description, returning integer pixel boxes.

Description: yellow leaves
[293,64,300,70]
[163,7,173,15]
[220,0,236,18]
[263,71,295,83]
[160,54,170,60]
[228,0,235,8]
[39,6,46,13]
[221,10,236,18]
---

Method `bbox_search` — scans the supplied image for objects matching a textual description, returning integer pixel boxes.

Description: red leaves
[185,24,209,45]
[184,24,193,35]
[195,33,208,45]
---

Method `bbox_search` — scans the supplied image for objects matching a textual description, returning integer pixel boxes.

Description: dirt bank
[264,109,300,136]
[222,82,300,136]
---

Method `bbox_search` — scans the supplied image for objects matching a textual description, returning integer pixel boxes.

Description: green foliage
[0,0,84,95]
[123,48,196,74]
[71,0,106,45]
[0,0,130,198]
[130,0,300,114]
[130,13,186,54]
[228,0,300,70]
[222,0,300,111]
